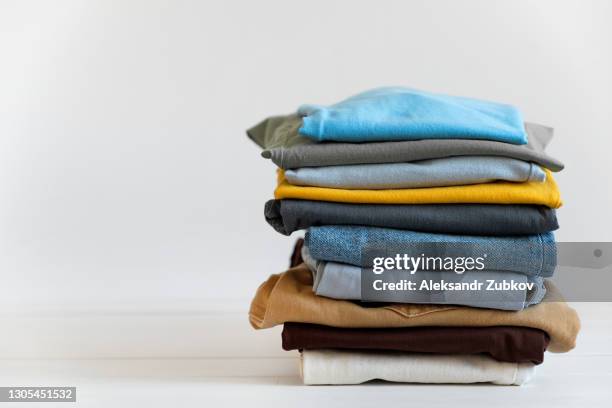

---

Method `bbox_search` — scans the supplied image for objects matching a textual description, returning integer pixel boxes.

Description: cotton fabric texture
[282,323,549,364]
[248,115,563,171]
[248,264,580,353]
[265,200,559,236]
[285,156,546,190]
[275,169,563,208]
[300,350,535,385]
[297,87,528,144]
[301,247,546,311]
[305,225,557,277]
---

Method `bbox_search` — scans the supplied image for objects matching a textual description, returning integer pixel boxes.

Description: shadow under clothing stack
[247,87,580,386]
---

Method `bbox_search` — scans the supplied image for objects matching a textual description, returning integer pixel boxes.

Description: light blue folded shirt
[304,225,557,278]
[284,156,546,190]
[298,87,528,144]
[301,246,546,311]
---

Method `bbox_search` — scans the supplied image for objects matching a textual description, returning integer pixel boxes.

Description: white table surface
[0,303,610,407]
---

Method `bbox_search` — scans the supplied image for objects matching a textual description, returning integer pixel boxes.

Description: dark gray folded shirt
[265,199,559,236]
[247,114,564,171]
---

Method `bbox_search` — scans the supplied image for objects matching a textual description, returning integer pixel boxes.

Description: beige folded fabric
[249,264,580,353]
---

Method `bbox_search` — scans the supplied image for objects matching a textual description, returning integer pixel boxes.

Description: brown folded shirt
[282,323,549,365]
[249,264,580,353]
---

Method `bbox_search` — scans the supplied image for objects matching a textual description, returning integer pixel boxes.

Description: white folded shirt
[300,350,535,386]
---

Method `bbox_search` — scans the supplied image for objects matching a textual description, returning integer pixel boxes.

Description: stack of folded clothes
[247,87,580,386]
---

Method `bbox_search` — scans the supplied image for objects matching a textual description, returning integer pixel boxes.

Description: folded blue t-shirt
[298,87,528,144]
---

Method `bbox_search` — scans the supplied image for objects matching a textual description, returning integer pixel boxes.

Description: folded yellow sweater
[274,169,562,208]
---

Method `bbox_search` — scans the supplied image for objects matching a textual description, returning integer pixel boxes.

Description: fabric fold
[275,169,562,208]
[247,114,563,171]
[301,246,546,311]
[248,264,580,353]
[282,323,550,365]
[284,156,546,190]
[265,200,559,236]
[300,349,535,385]
[297,87,528,144]
[304,225,557,277]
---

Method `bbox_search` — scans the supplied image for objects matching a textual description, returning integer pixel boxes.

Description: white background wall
[1,0,611,318]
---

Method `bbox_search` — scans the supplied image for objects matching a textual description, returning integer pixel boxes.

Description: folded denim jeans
[248,114,564,171]
[265,200,559,236]
[301,246,546,311]
[297,87,528,144]
[305,225,557,277]
[300,350,535,385]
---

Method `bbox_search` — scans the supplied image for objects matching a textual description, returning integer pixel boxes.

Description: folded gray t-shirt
[265,199,559,236]
[247,114,564,171]
[284,156,546,189]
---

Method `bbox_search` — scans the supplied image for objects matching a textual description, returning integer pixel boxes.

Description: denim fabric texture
[301,246,545,311]
[304,225,557,277]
